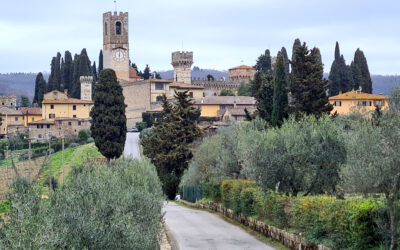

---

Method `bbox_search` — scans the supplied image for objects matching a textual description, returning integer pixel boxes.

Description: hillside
[0,73,49,99]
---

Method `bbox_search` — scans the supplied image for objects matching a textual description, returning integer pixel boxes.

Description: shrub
[0,200,11,214]
[78,130,89,142]
[240,186,261,217]
[87,137,94,143]
[221,179,256,214]
[135,122,147,132]
[67,143,79,149]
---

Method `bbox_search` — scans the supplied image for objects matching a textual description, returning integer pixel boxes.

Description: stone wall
[121,80,151,128]
[192,79,243,96]
[180,200,331,250]
[0,95,17,107]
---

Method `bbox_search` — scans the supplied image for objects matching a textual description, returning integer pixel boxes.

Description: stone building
[0,107,25,138]
[172,51,193,84]
[0,95,17,108]
[228,65,256,81]
[28,118,91,142]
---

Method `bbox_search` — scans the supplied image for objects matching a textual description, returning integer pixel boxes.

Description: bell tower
[103,11,129,81]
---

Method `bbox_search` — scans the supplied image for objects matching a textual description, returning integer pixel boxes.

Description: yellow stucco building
[329,89,389,115]
[41,90,94,120]
[194,96,256,118]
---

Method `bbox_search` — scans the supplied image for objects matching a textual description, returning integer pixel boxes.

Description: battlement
[171,51,194,66]
[103,11,129,19]
[192,79,242,90]
[80,76,93,84]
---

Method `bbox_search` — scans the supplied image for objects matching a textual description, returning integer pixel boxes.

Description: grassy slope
[37,143,102,190]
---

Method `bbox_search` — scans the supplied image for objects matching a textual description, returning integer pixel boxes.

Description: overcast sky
[0,0,399,74]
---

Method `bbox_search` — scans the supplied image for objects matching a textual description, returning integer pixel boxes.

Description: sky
[0,0,399,74]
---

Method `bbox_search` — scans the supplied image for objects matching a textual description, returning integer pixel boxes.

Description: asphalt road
[124,132,141,159]
[164,202,275,250]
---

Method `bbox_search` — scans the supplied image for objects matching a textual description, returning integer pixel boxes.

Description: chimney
[64,89,68,95]
[339,91,342,94]
[379,93,383,96]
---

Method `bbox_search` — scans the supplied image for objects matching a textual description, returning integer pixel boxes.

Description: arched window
[104,22,108,35]
[116,21,122,35]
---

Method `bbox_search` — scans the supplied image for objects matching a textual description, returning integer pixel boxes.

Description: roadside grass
[171,200,289,250]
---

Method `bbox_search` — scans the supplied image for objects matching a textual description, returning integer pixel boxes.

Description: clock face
[113,48,126,62]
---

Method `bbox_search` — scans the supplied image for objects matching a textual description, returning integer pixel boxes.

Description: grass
[172,200,290,250]
[0,200,11,214]
[37,143,102,192]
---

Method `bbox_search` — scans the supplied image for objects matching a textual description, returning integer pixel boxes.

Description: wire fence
[181,185,204,203]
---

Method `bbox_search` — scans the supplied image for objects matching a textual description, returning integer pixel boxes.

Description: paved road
[164,202,275,250]
[124,132,141,159]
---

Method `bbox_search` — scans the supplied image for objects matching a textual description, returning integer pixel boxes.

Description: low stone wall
[180,200,331,250]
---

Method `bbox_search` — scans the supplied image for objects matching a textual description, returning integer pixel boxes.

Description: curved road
[125,132,274,250]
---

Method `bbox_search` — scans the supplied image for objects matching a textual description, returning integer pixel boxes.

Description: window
[1,102,4,105]
[73,115,77,118]
[116,21,122,35]
[38,134,42,139]
[78,121,82,126]
[156,96,162,102]
[47,125,50,129]
[357,101,372,106]
[376,100,383,106]
[104,22,108,35]
[73,105,76,110]
[203,92,205,97]
[37,125,40,129]
[58,121,62,125]
[49,114,55,119]
[189,92,194,98]
[220,105,226,110]
[15,117,18,121]
[50,104,54,109]
[155,83,164,90]
[32,118,34,122]
[334,101,342,106]
[10,103,13,106]
[68,122,72,126]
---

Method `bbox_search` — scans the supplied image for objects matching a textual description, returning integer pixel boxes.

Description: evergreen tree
[291,43,333,116]
[255,49,272,73]
[143,64,151,80]
[92,61,97,98]
[33,72,47,106]
[47,56,58,91]
[90,69,126,162]
[252,72,274,123]
[219,89,234,96]
[61,51,73,91]
[328,42,354,96]
[55,52,62,90]
[19,96,30,107]
[142,91,200,199]
[281,47,290,73]
[292,38,301,62]
[98,50,103,73]
[271,52,288,127]
[71,49,92,98]
[351,48,372,93]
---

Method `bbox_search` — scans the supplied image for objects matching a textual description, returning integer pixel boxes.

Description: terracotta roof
[195,96,256,105]
[20,107,42,115]
[42,98,94,104]
[229,65,255,70]
[329,90,389,100]
[225,108,256,116]
[29,119,55,125]
[170,82,204,89]
[0,107,23,115]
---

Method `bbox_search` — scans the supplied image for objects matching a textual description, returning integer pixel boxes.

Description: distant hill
[0,73,49,100]
[0,70,398,100]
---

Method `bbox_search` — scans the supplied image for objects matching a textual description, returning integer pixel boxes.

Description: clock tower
[103,11,129,81]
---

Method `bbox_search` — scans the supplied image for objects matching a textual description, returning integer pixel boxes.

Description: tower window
[116,21,122,35]
[104,22,108,35]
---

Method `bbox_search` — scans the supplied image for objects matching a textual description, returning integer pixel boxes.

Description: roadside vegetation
[0,159,164,249]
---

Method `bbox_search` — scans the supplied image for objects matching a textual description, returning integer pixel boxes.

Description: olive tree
[341,111,400,250]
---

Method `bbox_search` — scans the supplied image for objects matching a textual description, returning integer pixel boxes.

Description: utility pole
[5,145,9,182]
[62,135,65,184]
[48,134,52,191]
[28,138,31,182]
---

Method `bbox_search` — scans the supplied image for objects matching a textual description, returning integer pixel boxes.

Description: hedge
[205,179,389,249]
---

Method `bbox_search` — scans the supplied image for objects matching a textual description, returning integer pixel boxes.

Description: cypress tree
[292,38,302,62]
[71,49,92,98]
[290,44,333,116]
[271,52,288,127]
[351,49,372,93]
[255,49,272,73]
[143,64,151,80]
[33,72,47,106]
[256,73,274,123]
[60,58,65,90]
[61,51,73,91]
[328,42,354,96]
[98,50,103,73]
[92,61,97,98]
[281,47,290,73]
[90,69,126,161]
[47,57,58,91]
[55,52,62,90]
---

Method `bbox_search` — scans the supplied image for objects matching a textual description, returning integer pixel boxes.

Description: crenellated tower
[172,51,193,84]
[80,76,93,101]
[103,11,129,81]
